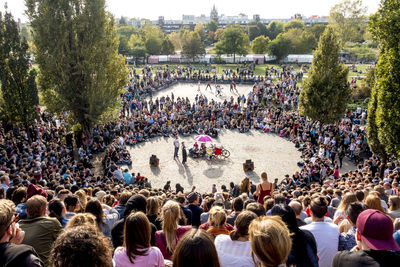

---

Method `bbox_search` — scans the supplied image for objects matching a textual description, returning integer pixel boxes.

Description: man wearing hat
[185,192,203,227]
[333,209,400,266]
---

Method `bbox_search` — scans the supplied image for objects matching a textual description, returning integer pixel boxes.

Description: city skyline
[1,0,380,22]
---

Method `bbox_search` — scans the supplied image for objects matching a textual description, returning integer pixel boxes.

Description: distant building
[122,5,329,32]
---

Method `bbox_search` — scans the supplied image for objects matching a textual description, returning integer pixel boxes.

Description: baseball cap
[357,209,400,251]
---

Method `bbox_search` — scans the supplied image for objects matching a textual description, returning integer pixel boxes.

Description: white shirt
[214,234,256,267]
[300,221,339,267]
[174,138,179,148]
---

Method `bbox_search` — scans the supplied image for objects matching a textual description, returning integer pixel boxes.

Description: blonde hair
[337,193,357,212]
[161,200,181,252]
[365,194,385,213]
[147,196,159,217]
[209,206,226,228]
[65,213,97,230]
[75,189,87,212]
[261,172,268,182]
[249,216,292,267]
[102,194,115,207]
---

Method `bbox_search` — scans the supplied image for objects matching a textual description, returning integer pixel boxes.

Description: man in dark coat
[182,142,187,164]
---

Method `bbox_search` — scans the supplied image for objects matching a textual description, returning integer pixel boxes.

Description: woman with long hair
[113,212,164,267]
[333,192,357,225]
[146,196,162,230]
[365,193,385,213]
[253,172,274,205]
[48,198,69,227]
[270,204,318,267]
[172,229,220,267]
[155,200,191,260]
[207,206,230,237]
[240,177,251,196]
[85,199,119,237]
[214,210,258,267]
[74,189,87,212]
[249,216,292,267]
[389,196,400,219]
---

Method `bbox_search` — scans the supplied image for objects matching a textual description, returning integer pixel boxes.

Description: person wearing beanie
[111,194,156,248]
[26,184,48,201]
[333,209,400,267]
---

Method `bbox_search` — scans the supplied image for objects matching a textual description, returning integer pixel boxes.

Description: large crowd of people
[0,64,400,267]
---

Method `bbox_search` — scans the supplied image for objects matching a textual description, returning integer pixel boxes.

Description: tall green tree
[266,21,284,40]
[215,25,250,62]
[161,36,175,55]
[329,0,367,43]
[284,19,305,32]
[0,10,39,127]
[247,21,268,41]
[182,31,205,62]
[142,24,164,55]
[194,22,206,41]
[266,34,291,61]
[368,0,400,159]
[26,0,128,135]
[251,35,270,54]
[206,20,218,32]
[299,26,350,124]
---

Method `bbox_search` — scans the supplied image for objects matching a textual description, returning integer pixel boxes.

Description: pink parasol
[194,134,213,143]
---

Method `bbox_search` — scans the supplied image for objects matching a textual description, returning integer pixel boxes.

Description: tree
[142,24,164,55]
[161,36,175,55]
[182,31,205,62]
[329,0,367,43]
[169,32,182,51]
[266,34,291,61]
[284,19,305,32]
[128,34,146,61]
[215,25,250,62]
[214,28,224,41]
[194,22,206,41]
[299,26,350,124]
[368,0,400,159]
[26,0,128,136]
[283,28,317,54]
[251,35,270,54]
[247,21,268,41]
[306,24,327,43]
[266,21,284,40]
[0,10,39,127]
[206,20,218,32]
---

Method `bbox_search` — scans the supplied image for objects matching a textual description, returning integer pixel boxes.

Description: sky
[1,0,380,22]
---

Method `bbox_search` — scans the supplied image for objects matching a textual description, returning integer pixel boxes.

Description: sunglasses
[6,213,20,229]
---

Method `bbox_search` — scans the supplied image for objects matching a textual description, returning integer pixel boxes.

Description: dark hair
[51,225,113,267]
[270,204,299,233]
[347,203,368,225]
[48,199,65,225]
[64,195,79,210]
[11,187,27,204]
[232,197,244,212]
[123,212,151,263]
[172,229,220,267]
[85,199,104,225]
[246,202,266,217]
[274,194,286,205]
[355,190,365,202]
[309,196,328,218]
[230,210,257,240]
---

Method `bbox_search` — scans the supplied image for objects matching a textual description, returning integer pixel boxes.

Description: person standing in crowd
[214,210,257,267]
[19,195,62,266]
[0,199,43,267]
[181,142,187,164]
[253,172,274,205]
[155,200,191,260]
[300,196,339,267]
[85,199,119,238]
[333,209,400,266]
[173,135,180,158]
[186,192,203,227]
[338,203,367,251]
[113,212,164,267]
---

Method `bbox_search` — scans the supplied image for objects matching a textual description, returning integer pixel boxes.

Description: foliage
[215,25,250,62]
[329,0,367,43]
[299,26,350,124]
[266,21,284,40]
[206,20,218,32]
[214,28,224,41]
[26,0,128,135]
[251,35,270,54]
[182,31,205,62]
[0,10,39,126]
[247,21,268,41]
[142,25,164,55]
[161,36,175,55]
[282,28,316,54]
[194,22,206,41]
[169,32,183,51]
[306,24,327,42]
[284,19,305,32]
[353,67,374,100]
[368,0,400,159]
[343,42,378,62]
[266,34,291,61]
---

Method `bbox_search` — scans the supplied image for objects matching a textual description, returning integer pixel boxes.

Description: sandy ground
[92,83,355,193]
